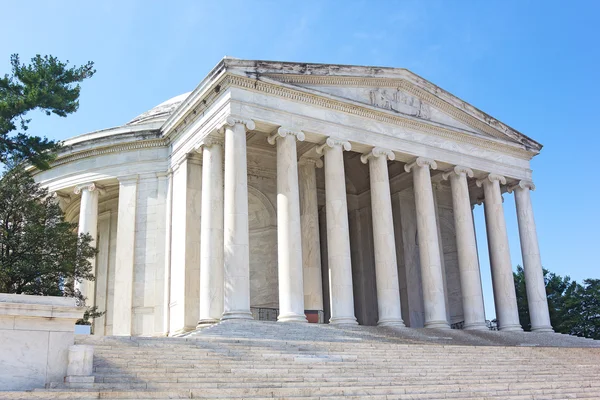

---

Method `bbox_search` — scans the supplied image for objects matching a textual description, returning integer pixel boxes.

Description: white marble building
[34,58,553,336]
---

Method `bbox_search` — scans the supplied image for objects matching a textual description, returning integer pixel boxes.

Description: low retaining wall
[0,294,84,391]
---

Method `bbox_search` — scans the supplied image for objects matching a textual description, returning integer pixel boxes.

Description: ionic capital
[404,157,437,173]
[316,137,351,154]
[267,127,305,145]
[442,165,474,181]
[360,147,395,164]
[298,156,324,169]
[476,173,507,188]
[223,115,256,131]
[194,134,224,153]
[507,179,535,193]
[74,182,105,195]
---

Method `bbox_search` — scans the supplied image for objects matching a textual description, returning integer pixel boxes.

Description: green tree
[0,54,95,169]
[514,266,600,339]
[0,166,97,304]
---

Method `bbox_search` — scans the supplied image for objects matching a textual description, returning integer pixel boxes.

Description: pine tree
[0,166,96,304]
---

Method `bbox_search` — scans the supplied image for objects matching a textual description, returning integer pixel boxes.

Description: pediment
[296,84,482,136]
[255,71,541,151]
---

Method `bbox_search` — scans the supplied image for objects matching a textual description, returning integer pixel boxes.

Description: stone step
[27,381,600,399]
[90,372,599,383]
[60,376,600,389]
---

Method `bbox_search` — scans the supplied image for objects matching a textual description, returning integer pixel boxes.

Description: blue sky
[2,1,598,320]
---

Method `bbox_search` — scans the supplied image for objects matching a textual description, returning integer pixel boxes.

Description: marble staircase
[4,320,600,399]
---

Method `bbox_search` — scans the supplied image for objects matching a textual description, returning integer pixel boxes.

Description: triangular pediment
[259,72,536,149]
[274,82,486,137]
[162,59,542,155]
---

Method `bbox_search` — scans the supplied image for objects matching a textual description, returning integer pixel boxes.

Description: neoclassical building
[35,58,553,336]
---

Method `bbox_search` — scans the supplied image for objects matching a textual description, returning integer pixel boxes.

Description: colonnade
[72,115,553,333]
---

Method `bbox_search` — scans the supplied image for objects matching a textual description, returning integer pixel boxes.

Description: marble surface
[112,176,138,336]
[271,130,306,322]
[319,139,357,325]
[30,58,552,338]
[198,141,225,324]
[511,182,553,332]
[299,159,324,312]
[0,294,83,391]
[478,175,522,331]
[222,118,253,320]
[406,158,450,329]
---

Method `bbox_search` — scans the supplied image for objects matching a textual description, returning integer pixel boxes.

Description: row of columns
[72,115,553,333]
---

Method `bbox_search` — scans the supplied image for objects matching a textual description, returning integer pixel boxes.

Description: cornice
[48,138,167,169]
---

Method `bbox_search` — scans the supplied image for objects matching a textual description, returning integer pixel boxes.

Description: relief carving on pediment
[369,89,431,120]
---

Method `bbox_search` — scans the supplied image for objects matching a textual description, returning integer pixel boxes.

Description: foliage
[0,54,95,169]
[514,265,600,339]
[0,166,97,304]
[76,305,105,326]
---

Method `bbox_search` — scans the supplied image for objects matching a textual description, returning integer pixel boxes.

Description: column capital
[476,173,506,187]
[267,127,305,145]
[442,165,474,180]
[360,147,395,164]
[404,157,437,173]
[316,137,351,154]
[222,115,256,131]
[74,182,105,195]
[507,179,535,193]
[298,156,324,169]
[194,135,224,153]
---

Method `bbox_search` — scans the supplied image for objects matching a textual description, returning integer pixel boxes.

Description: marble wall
[0,294,83,390]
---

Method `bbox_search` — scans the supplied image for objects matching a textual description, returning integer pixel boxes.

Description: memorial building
[34,58,553,336]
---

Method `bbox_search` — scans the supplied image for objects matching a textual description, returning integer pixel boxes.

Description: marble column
[197,138,225,325]
[268,128,307,323]
[316,137,357,325]
[162,170,173,335]
[361,147,405,327]
[113,175,138,336]
[74,182,101,305]
[442,166,487,330]
[509,180,553,333]
[404,157,450,329]
[222,116,255,320]
[298,157,324,316]
[477,173,522,331]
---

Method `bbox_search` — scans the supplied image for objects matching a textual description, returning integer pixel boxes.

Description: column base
[531,326,554,333]
[329,316,358,325]
[377,318,405,327]
[424,320,451,329]
[221,311,253,320]
[278,313,308,323]
[499,323,523,332]
[463,322,488,331]
[197,318,220,328]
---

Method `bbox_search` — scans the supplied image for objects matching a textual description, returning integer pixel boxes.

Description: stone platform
[3,320,600,399]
